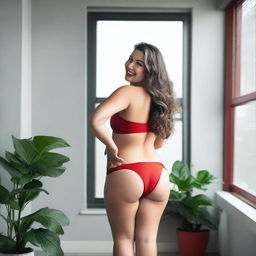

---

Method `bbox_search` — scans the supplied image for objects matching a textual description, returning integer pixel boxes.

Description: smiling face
[124,50,147,86]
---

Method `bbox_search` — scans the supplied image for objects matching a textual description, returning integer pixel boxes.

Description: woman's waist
[113,133,156,148]
[117,148,161,163]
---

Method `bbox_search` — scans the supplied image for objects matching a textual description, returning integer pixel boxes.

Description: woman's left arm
[154,136,166,149]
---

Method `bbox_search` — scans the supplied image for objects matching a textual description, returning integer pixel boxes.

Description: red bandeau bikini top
[110,112,152,134]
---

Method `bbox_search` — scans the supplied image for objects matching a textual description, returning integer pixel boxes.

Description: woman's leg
[134,168,170,256]
[104,169,144,256]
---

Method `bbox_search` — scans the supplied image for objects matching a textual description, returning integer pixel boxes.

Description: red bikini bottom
[107,162,166,196]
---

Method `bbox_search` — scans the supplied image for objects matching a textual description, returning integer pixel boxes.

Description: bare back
[112,86,161,163]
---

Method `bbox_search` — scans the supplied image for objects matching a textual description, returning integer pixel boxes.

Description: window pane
[233,101,256,196]
[95,120,183,198]
[96,21,183,98]
[95,136,107,198]
[157,120,183,171]
[240,0,256,95]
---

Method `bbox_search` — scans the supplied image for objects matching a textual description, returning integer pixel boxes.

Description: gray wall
[0,0,33,235]
[0,0,228,254]
[0,0,22,154]
[0,0,23,234]
[216,191,256,256]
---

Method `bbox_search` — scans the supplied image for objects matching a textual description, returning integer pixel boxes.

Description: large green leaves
[1,135,70,182]
[185,194,215,209]
[171,160,190,180]
[11,135,70,165]
[11,175,39,187]
[24,228,64,256]
[170,175,194,191]
[31,152,70,177]
[21,206,70,255]
[195,207,219,230]
[20,185,48,206]
[0,135,70,254]
[6,179,49,210]
[0,156,22,178]
[31,165,66,177]
[170,161,218,191]
[165,199,219,230]
[12,188,49,210]
[193,170,217,189]
[0,234,16,253]
[33,136,70,155]
[37,152,69,167]
[170,160,193,191]
[21,207,70,235]
[5,151,29,175]
[24,179,43,189]
[169,190,186,201]
[0,185,9,204]
[164,160,220,231]
[12,136,38,165]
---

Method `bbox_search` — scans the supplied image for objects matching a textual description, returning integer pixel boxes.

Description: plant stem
[10,182,17,239]
[15,181,24,250]
[15,209,22,249]
[11,207,14,238]
[6,204,10,237]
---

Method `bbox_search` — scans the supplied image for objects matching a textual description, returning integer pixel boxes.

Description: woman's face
[124,50,147,86]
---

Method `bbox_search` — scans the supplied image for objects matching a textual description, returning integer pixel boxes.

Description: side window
[87,12,191,208]
[224,0,256,207]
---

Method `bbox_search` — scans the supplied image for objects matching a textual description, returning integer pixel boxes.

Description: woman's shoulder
[111,85,150,104]
[113,85,144,96]
[113,85,131,93]
[115,84,137,90]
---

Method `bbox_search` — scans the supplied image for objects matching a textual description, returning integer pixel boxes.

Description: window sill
[79,209,106,215]
[215,191,256,223]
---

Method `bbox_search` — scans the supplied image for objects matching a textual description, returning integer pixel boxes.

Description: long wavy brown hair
[134,42,180,139]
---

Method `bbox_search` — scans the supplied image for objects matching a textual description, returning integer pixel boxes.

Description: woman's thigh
[104,169,144,239]
[135,169,170,240]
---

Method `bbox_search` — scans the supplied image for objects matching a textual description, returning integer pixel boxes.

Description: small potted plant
[0,135,70,256]
[162,160,221,256]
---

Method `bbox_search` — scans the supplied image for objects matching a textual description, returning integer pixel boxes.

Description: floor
[63,254,219,256]
[35,253,219,256]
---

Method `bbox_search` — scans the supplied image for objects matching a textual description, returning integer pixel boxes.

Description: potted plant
[0,135,70,256]
[162,160,221,256]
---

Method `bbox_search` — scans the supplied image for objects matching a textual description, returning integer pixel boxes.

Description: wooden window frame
[224,0,256,208]
[87,12,192,208]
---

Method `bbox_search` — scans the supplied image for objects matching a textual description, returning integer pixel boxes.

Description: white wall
[0,0,225,254]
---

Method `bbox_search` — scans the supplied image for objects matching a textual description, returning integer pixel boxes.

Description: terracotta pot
[0,248,34,256]
[176,228,210,256]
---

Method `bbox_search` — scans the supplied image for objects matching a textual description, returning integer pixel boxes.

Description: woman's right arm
[89,85,131,146]
[89,85,132,167]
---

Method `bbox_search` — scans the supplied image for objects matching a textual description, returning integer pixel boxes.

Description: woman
[90,42,178,256]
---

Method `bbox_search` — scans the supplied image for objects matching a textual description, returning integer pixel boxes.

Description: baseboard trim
[34,241,177,254]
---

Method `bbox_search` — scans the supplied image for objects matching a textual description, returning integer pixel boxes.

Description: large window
[87,12,191,208]
[224,0,256,207]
